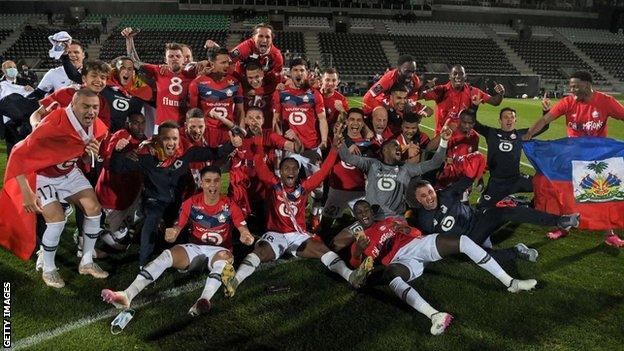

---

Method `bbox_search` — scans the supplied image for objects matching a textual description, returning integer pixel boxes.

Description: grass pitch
[1,98,623,351]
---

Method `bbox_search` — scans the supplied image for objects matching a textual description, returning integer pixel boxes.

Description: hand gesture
[204,40,220,50]
[24,85,34,92]
[284,129,298,140]
[196,60,213,76]
[85,138,101,158]
[121,27,138,39]
[229,131,243,148]
[407,142,420,159]
[348,144,361,156]
[541,91,551,111]
[493,82,505,96]
[334,100,346,114]
[115,137,130,151]
[354,231,370,250]
[440,119,453,141]
[165,227,180,243]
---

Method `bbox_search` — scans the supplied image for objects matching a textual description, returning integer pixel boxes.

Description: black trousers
[470,206,560,245]
[478,174,533,209]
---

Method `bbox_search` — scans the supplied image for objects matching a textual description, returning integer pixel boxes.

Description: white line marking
[12,258,299,350]
[347,98,535,170]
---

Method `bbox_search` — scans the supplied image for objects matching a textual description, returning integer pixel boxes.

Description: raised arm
[405,127,450,177]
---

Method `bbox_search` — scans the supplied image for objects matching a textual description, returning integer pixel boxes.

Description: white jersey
[36,66,75,93]
[0,79,31,100]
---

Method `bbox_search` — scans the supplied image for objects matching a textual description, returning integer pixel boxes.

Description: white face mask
[5,67,18,79]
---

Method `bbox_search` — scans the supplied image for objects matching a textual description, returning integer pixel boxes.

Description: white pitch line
[347,98,535,170]
[12,258,299,350]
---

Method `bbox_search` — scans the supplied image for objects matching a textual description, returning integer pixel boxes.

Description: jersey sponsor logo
[440,215,456,231]
[288,111,307,126]
[499,141,513,152]
[200,231,224,245]
[112,98,130,111]
[568,120,604,132]
[376,177,396,191]
[162,96,180,107]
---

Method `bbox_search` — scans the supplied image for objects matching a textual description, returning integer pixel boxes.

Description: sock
[80,214,102,265]
[389,277,439,318]
[41,221,66,272]
[124,249,172,302]
[320,251,352,282]
[234,253,260,286]
[459,236,512,287]
[200,260,227,300]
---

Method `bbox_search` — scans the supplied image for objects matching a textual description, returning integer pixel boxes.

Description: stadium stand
[506,38,605,83]
[575,43,624,82]
[555,27,624,44]
[288,16,330,29]
[351,17,384,30]
[318,33,389,76]
[393,36,518,75]
[385,20,488,38]
[4,26,97,69]
[117,14,230,31]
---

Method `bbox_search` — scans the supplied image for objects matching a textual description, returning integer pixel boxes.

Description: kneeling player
[349,200,537,335]
[101,166,254,315]
[221,133,373,297]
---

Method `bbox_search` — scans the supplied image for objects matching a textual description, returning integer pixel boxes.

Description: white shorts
[178,243,231,271]
[103,194,141,233]
[36,168,93,207]
[258,231,311,259]
[323,188,366,219]
[390,234,441,282]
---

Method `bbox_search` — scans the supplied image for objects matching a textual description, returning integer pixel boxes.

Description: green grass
[1,98,624,350]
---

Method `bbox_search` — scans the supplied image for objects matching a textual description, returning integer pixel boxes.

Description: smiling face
[253,27,273,55]
[398,61,417,84]
[117,59,135,86]
[67,44,85,69]
[353,201,374,228]
[201,171,221,201]
[246,67,264,89]
[158,128,180,156]
[72,95,100,129]
[391,90,408,111]
[321,72,339,94]
[212,53,231,75]
[569,78,591,101]
[402,121,419,140]
[346,112,364,138]
[372,111,388,134]
[459,113,475,134]
[415,184,437,210]
[83,70,108,93]
[382,140,402,165]
[185,117,205,142]
[450,66,466,90]
[499,110,517,132]
[279,158,300,188]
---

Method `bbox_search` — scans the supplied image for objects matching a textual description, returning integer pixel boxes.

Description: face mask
[5,67,18,78]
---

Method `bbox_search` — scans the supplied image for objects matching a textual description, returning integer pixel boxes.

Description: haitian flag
[523,137,624,230]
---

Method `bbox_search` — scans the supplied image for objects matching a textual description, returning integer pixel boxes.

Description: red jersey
[40,85,111,128]
[447,128,479,160]
[231,39,284,81]
[255,149,338,233]
[229,132,287,214]
[243,74,281,129]
[353,217,423,267]
[322,90,349,126]
[188,74,243,128]
[175,194,246,250]
[143,64,193,125]
[273,87,325,149]
[329,137,370,191]
[423,82,491,135]
[179,130,211,188]
[96,129,145,210]
[363,69,421,114]
[549,91,624,137]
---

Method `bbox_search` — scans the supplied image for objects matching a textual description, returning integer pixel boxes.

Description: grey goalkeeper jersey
[339,142,447,218]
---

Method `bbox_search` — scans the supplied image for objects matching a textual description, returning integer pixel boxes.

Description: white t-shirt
[0,79,31,100]
[36,66,75,93]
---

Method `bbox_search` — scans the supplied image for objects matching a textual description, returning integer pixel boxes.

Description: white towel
[48,31,72,59]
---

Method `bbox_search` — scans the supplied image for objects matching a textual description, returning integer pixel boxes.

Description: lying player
[101,166,254,315]
[349,200,537,335]
[220,131,373,297]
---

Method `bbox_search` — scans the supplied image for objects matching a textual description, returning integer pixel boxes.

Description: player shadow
[539,244,614,274]
[144,316,196,342]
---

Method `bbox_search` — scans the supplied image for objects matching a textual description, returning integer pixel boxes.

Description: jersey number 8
[169,77,184,96]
